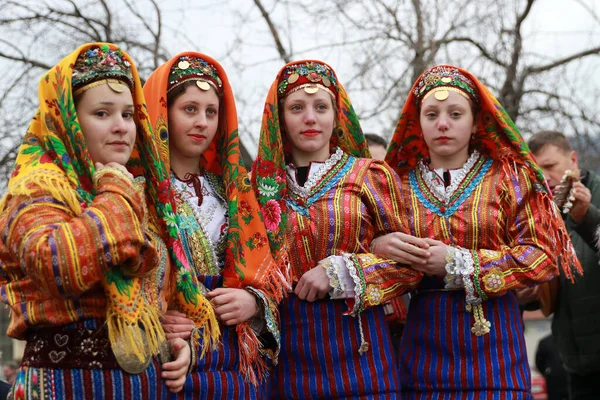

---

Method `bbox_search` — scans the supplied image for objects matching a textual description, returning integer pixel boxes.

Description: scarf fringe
[106,304,165,362]
[500,154,583,282]
[177,293,221,358]
[6,171,82,213]
[233,255,290,385]
[236,322,267,386]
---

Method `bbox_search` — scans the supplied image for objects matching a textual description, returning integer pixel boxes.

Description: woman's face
[168,84,219,162]
[420,91,475,167]
[282,88,336,164]
[76,83,136,166]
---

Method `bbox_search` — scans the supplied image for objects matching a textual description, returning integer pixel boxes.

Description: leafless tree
[243,0,600,169]
[0,0,196,189]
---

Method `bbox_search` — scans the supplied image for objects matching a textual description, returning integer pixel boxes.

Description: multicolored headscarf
[387,64,582,281]
[0,43,171,363]
[253,59,369,221]
[143,52,289,381]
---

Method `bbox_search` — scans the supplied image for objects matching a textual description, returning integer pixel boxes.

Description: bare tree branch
[253,0,291,63]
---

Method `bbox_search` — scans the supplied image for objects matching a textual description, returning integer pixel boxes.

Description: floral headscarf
[0,43,171,363]
[253,59,369,225]
[387,64,581,281]
[143,52,289,382]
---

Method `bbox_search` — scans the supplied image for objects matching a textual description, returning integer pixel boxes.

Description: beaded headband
[72,45,133,95]
[414,65,479,106]
[167,55,223,94]
[277,61,338,100]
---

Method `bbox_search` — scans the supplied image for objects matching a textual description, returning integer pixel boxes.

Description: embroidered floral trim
[417,150,482,204]
[245,286,280,361]
[411,155,492,218]
[287,147,344,198]
[482,267,505,292]
[365,284,384,306]
[171,173,228,274]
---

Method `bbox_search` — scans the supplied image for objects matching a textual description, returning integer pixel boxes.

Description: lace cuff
[321,255,355,299]
[446,246,490,336]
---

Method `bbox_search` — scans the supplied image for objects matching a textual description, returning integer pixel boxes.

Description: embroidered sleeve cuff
[444,246,481,305]
[245,287,280,360]
[444,246,466,289]
[342,253,365,315]
[322,255,355,299]
[458,248,482,305]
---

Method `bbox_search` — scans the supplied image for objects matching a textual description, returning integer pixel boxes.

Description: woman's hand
[294,264,331,302]
[161,338,190,393]
[371,232,431,264]
[162,309,195,341]
[410,238,447,277]
[207,288,258,326]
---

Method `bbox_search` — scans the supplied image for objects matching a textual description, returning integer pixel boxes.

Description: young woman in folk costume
[253,60,427,399]
[143,52,288,399]
[0,43,193,399]
[373,65,582,399]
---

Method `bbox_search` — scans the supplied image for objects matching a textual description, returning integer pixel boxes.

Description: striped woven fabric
[169,275,267,400]
[268,154,422,399]
[11,361,164,400]
[394,158,561,398]
[269,295,400,399]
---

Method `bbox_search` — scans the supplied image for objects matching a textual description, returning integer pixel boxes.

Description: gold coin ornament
[178,61,190,70]
[322,76,331,87]
[112,334,151,375]
[434,89,450,101]
[288,73,299,84]
[196,80,211,91]
[107,80,127,93]
[304,85,319,94]
[441,77,452,83]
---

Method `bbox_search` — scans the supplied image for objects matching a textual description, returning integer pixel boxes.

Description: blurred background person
[529,131,600,400]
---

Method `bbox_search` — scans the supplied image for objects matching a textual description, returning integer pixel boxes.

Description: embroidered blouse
[284,148,423,315]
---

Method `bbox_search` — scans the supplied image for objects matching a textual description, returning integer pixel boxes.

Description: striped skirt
[10,361,163,400]
[268,294,400,399]
[398,290,533,399]
[168,275,267,400]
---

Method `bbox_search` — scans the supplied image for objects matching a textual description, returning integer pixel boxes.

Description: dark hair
[167,80,213,107]
[528,130,572,155]
[364,133,387,147]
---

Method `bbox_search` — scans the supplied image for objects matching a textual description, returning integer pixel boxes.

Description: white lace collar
[417,150,482,203]
[286,147,344,197]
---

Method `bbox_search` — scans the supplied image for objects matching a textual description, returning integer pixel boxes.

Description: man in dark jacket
[536,334,569,400]
[529,131,600,400]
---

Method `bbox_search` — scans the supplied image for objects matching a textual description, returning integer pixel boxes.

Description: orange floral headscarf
[252,59,369,230]
[386,64,581,281]
[143,52,289,382]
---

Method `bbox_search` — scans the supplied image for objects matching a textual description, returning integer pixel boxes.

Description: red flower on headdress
[261,199,282,232]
